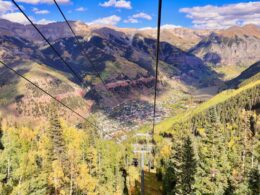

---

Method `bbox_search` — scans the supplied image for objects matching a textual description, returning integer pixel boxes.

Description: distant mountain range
[0,19,219,99]
[0,19,259,126]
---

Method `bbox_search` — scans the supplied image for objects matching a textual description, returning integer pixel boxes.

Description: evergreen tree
[170,132,184,194]
[239,110,253,176]
[48,105,68,166]
[180,136,196,194]
[164,133,196,194]
[251,112,259,171]
[195,107,231,194]
[224,179,236,195]
[82,117,100,146]
[248,168,260,195]
[163,161,177,195]
[47,104,69,193]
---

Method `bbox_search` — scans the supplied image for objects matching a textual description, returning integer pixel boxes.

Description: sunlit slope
[156,79,260,134]
[0,61,91,123]
[226,61,260,88]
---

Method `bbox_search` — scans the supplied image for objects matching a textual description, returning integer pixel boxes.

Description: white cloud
[99,0,132,9]
[124,12,152,24]
[0,0,13,14]
[36,18,55,25]
[139,27,153,30]
[32,8,49,14]
[161,24,182,29]
[89,15,121,26]
[16,0,70,4]
[139,24,182,30]
[75,7,87,12]
[132,12,152,20]
[180,1,260,29]
[0,1,28,23]
[124,18,138,23]
[1,12,29,24]
[0,0,56,25]
[0,10,55,25]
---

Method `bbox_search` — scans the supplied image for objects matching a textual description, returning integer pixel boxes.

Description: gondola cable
[152,0,163,137]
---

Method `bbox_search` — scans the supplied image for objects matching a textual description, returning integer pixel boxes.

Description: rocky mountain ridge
[190,24,260,68]
[0,19,219,94]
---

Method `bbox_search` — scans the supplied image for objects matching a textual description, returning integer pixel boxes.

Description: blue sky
[1,0,260,29]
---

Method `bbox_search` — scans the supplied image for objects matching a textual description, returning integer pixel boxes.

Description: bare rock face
[190,25,260,68]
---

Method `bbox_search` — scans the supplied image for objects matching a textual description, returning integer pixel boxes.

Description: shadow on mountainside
[0,26,223,128]
[39,27,221,89]
[0,62,31,106]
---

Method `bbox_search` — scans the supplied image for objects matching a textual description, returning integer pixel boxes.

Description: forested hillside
[154,80,260,194]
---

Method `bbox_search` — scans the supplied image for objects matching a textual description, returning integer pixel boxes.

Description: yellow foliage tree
[76,163,97,195]
[49,160,66,195]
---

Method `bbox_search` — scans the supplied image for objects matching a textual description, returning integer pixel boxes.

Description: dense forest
[155,80,260,194]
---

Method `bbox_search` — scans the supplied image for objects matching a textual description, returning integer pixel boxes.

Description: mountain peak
[242,23,259,29]
[219,24,260,38]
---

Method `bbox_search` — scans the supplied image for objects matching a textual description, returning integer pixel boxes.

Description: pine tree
[195,107,230,194]
[239,110,253,176]
[163,161,177,195]
[48,105,68,166]
[180,136,196,194]
[47,104,69,193]
[224,179,236,195]
[248,168,260,195]
[250,112,259,170]
[170,131,184,194]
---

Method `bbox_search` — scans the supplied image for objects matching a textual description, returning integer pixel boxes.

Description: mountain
[0,19,91,42]
[0,19,221,131]
[226,61,260,88]
[0,19,219,98]
[138,27,211,51]
[0,61,92,124]
[190,24,260,79]
[3,20,260,131]
[0,19,258,120]
[0,19,217,83]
